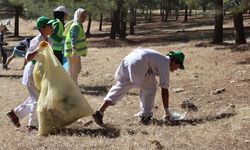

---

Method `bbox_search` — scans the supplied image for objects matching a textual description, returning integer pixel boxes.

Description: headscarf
[73,8,86,22]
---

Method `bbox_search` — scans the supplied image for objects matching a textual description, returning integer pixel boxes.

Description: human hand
[39,41,48,49]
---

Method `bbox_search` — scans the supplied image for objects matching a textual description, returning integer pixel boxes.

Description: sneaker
[140,116,152,125]
[92,111,104,126]
[27,126,38,132]
[6,110,21,128]
[2,64,10,70]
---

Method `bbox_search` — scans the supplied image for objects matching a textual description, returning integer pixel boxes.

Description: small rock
[181,99,198,111]
[193,75,199,78]
[230,80,236,83]
[150,140,164,150]
[210,88,226,95]
[173,88,185,93]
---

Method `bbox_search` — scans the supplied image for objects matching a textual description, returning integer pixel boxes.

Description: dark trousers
[1,47,7,65]
[53,50,63,65]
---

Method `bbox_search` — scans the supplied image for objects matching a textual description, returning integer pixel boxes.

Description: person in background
[64,8,88,85]
[51,6,68,64]
[0,25,9,69]
[92,48,185,125]
[4,37,32,70]
[6,16,54,132]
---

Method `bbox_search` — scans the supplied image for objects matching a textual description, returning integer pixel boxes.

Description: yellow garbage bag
[33,61,43,90]
[33,42,93,136]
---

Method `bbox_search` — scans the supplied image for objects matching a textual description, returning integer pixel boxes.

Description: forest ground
[0,13,249,149]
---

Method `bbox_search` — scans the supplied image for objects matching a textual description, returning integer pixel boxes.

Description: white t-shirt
[22,34,52,86]
[117,48,170,89]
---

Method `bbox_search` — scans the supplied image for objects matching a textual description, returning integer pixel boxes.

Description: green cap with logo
[168,50,185,69]
[36,16,54,30]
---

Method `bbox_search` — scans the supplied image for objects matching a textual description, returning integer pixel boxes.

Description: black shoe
[92,111,104,126]
[140,116,152,125]
[2,64,10,70]
[27,125,38,132]
[6,110,21,128]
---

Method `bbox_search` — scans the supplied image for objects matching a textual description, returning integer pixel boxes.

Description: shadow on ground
[79,85,110,96]
[151,111,236,126]
[59,124,120,138]
[0,74,22,79]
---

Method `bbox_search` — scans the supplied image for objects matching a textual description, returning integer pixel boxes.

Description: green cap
[36,16,54,30]
[168,50,185,69]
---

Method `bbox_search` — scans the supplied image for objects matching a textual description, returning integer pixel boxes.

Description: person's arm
[26,48,39,61]
[161,87,169,111]
[70,25,80,54]
[50,21,64,42]
[26,41,47,61]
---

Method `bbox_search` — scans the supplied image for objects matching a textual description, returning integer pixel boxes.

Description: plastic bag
[33,42,93,136]
[33,61,43,90]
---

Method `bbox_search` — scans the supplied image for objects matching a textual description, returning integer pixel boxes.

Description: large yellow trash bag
[33,61,43,90]
[33,42,94,136]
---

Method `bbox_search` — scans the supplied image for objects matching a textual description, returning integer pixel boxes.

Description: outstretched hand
[39,41,48,49]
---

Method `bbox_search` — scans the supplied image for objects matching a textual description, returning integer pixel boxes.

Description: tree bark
[120,4,127,39]
[99,13,103,31]
[14,6,22,36]
[184,5,188,22]
[233,12,246,45]
[110,10,119,39]
[164,0,169,22]
[213,0,223,44]
[175,0,179,21]
[86,13,92,36]
[130,7,135,35]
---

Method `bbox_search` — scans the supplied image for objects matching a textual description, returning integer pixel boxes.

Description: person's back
[15,38,31,52]
[4,37,32,69]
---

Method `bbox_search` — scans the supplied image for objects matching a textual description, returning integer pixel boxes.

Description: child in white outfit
[7,16,54,131]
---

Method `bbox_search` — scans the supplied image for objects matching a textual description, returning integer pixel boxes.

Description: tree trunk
[149,0,152,22]
[175,0,179,21]
[130,7,135,35]
[110,10,119,39]
[86,14,92,36]
[120,4,127,39]
[134,8,137,26]
[202,3,207,12]
[184,5,188,22]
[164,0,169,22]
[160,0,164,21]
[189,9,192,16]
[233,12,246,45]
[99,12,103,31]
[14,6,22,36]
[213,0,223,44]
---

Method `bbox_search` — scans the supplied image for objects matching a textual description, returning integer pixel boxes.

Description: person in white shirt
[92,48,185,125]
[6,16,54,132]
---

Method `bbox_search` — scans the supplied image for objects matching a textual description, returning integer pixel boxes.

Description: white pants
[16,62,39,127]
[104,74,157,117]
[68,55,81,85]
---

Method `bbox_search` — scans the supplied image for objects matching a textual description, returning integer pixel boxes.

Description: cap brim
[180,64,185,69]
[47,20,55,25]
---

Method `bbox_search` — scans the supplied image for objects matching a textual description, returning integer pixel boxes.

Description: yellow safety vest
[64,21,87,57]
[51,19,65,51]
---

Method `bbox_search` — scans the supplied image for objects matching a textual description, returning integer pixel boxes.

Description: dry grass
[0,14,250,150]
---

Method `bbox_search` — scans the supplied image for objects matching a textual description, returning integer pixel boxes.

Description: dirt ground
[0,14,250,150]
